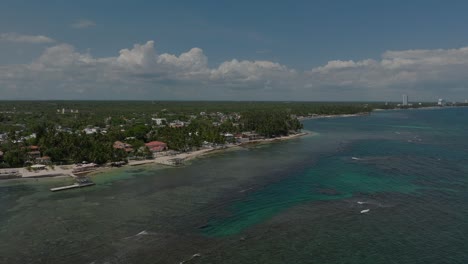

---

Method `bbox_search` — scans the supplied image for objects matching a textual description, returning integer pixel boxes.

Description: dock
[50,177,95,192]
[50,182,95,192]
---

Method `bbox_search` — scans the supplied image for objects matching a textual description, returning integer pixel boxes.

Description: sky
[2,0,468,101]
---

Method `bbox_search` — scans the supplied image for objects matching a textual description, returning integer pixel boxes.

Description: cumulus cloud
[305,47,468,100]
[1,40,468,100]
[0,40,296,99]
[71,19,96,29]
[0,33,55,44]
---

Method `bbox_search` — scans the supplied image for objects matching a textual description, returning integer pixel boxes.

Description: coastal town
[0,101,313,182]
[1,100,464,182]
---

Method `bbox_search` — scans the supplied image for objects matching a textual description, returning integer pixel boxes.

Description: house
[83,127,99,134]
[234,133,250,143]
[27,151,41,159]
[113,141,134,153]
[151,118,166,126]
[35,156,51,164]
[242,132,262,140]
[27,146,41,159]
[224,133,234,141]
[169,120,185,128]
[234,132,262,143]
[145,141,168,152]
[0,133,8,142]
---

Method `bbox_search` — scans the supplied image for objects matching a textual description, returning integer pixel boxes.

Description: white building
[152,118,166,125]
[83,127,99,134]
[402,94,408,106]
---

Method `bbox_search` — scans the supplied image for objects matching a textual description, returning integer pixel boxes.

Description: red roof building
[113,141,134,153]
[145,141,168,152]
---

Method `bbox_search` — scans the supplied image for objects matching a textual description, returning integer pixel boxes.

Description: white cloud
[311,59,376,73]
[2,40,468,100]
[158,47,208,72]
[0,33,55,44]
[116,41,157,68]
[71,19,96,29]
[305,46,468,100]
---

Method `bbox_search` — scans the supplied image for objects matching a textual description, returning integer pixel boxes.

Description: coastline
[297,112,370,121]
[0,132,309,181]
[118,132,310,168]
[3,106,460,182]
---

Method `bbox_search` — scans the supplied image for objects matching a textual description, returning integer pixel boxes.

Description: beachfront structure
[438,98,446,106]
[26,146,41,160]
[402,94,408,106]
[35,156,51,164]
[234,132,263,143]
[72,163,98,174]
[145,141,168,152]
[113,141,134,153]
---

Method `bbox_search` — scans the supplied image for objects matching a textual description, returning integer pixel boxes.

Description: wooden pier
[50,177,95,192]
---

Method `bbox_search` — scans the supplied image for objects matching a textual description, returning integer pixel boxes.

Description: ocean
[1,107,467,263]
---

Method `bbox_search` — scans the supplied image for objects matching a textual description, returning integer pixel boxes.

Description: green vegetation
[0,100,452,168]
[241,110,303,138]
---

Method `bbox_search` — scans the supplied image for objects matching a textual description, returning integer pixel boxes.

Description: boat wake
[123,230,156,240]
[179,253,201,264]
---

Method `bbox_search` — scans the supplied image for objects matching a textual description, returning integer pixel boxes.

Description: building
[27,146,41,160]
[83,127,99,134]
[27,151,41,159]
[151,118,166,126]
[0,133,8,142]
[169,120,185,128]
[113,141,134,153]
[234,132,263,143]
[242,132,262,140]
[438,98,446,106]
[35,156,51,164]
[402,94,408,106]
[145,141,168,152]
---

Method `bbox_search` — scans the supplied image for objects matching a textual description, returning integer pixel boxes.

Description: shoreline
[297,112,370,121]
[3,105,455,181]
[0,132,309,181]
[116,132,310,168]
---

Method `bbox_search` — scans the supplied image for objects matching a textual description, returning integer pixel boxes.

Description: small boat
[360,209,370,214]
[351,157,360,160]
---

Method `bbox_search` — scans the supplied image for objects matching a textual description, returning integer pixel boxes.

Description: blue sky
[2,0,468,101]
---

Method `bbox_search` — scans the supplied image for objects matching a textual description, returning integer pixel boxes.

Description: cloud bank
[1,39,468,100]
[0,33,55,44]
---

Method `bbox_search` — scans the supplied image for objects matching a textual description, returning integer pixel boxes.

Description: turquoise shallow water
[1,108,468,263]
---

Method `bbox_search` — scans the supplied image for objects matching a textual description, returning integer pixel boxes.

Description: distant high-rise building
[402,94,408,106]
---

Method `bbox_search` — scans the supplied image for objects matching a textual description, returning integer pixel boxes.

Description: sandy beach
[127,131,309,167]
[19,165,74,178]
